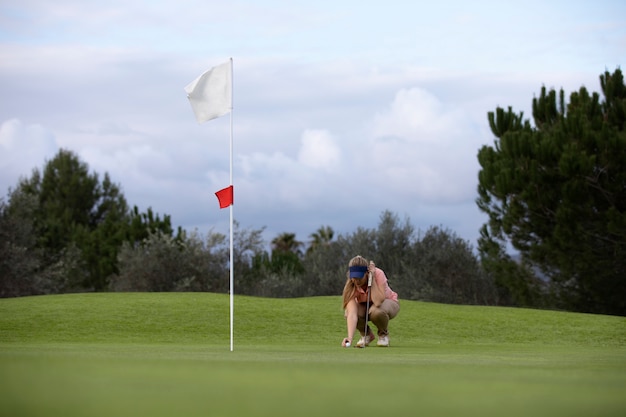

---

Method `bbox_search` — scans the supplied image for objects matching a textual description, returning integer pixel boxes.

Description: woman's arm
[369,262,386,307]
[342,298,358,346]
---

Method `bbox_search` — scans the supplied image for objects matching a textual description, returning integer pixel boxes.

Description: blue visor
[349,266,368,278]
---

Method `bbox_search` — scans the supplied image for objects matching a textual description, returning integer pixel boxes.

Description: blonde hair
[348,255,368,269]
[341,255,369,309]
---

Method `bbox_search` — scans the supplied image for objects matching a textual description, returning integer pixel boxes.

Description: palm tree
[307,225,334,254]
[271,232,304,257]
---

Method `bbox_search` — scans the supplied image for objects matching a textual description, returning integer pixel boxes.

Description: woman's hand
[368,261,376,274]
[342,337,352,347]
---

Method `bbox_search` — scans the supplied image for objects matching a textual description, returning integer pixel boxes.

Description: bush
[111,230,228,292]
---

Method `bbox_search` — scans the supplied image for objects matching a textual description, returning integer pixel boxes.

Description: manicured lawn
[1,293,624,417]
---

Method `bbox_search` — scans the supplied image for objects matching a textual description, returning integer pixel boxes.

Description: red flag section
[215,185,234,209]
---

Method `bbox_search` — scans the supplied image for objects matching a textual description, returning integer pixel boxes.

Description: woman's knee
[380,300,400,319]
[368,307,388,321]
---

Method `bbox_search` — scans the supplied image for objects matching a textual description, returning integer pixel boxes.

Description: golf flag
[215,185,234,209]
[185,58,236,352]
[185,60,232,123]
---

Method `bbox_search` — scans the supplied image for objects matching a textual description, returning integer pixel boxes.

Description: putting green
[1,293,624,417]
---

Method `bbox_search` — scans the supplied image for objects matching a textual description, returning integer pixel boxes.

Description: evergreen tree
[11,149,178,292]
[477,68,626,315]
[15,149,127,290]
[0,190,41,296]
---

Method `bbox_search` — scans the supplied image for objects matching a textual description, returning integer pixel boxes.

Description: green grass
[1,293,625,417]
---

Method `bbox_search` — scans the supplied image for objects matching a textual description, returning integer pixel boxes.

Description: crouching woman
[341,255,399,347]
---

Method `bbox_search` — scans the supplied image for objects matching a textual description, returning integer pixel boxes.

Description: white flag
[185,59,232,123]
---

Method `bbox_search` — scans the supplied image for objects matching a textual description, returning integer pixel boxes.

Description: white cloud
[297,129,341,172]
[238,149,324,210]
[373,88,446,141]
[0,119,59,195]
[366,87,482,204]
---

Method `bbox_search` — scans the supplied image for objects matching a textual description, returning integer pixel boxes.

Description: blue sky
[1,0,624,250]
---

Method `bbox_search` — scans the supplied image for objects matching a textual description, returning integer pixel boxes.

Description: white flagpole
[229,57,234,352]
[184,59,234,350]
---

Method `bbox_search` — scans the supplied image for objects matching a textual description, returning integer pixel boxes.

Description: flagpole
[229,57,234,352]
[184,58,235,351]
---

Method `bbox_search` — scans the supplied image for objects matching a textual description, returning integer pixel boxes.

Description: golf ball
[345,342,351,347]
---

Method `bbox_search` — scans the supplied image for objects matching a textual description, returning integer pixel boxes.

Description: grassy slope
[0,293,625,417]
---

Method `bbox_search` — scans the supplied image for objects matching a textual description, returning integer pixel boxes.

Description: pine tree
[11,149,179,292]
[477,68,626,315]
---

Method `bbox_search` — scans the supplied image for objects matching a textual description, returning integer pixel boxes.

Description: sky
[1,0,624,251]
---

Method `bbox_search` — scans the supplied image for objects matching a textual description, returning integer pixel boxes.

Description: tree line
[0,151,495,305]
[1,68,624,316]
